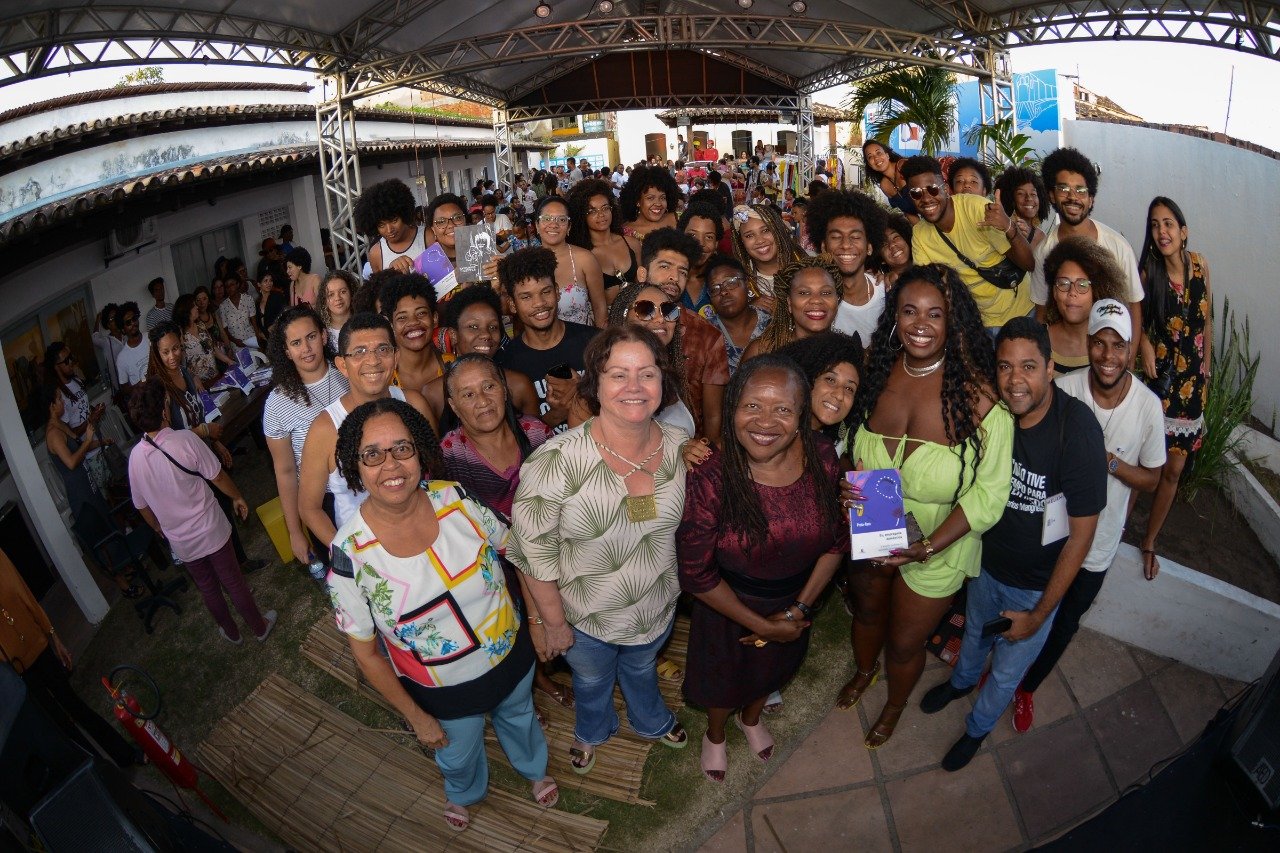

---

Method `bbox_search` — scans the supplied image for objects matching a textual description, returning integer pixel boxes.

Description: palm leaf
[845,60,957,156]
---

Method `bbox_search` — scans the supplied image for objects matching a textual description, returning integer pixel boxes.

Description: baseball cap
[1088,298,1131,342]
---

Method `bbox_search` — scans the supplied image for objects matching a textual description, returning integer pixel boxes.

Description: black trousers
[1020,568,1108,694]
[22,648,136,768]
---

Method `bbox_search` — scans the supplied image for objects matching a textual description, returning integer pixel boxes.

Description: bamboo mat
[299,615,691,806]
[199,674,608,852]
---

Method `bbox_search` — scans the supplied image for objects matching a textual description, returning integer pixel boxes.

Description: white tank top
[324,387,407,529]
[377,227,427,270]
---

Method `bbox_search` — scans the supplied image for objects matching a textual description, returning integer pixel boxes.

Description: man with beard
[495,247,600,432]
[1030,148,1144,349]
[677,201,724,315]
[920,318,1105,769]
[806,189,888,348]
[903,156,1035,331]
[1014,300,1164,732]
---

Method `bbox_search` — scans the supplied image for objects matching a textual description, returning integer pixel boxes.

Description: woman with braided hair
[729,204,806,314]
[608,281,696,438]
[836,263,1013,749]
[740,255,842,362]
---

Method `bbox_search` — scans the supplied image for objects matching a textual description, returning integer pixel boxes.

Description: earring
[889,322,903,351]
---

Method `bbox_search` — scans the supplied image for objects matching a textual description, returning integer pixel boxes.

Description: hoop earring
[889,322,903,351]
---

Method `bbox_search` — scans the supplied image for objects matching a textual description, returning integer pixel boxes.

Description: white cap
[1088,298,1131,342]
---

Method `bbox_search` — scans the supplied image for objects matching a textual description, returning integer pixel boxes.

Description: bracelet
[530,616,544,625]
[782,608,795,622]
[791,600,813,619]
[919,535,936,563]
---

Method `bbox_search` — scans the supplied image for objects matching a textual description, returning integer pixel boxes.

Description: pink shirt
[128,428,230,562]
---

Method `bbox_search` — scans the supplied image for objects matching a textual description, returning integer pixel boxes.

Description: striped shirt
[262,365,349,469]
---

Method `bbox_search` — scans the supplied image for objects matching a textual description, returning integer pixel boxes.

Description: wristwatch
[1107,454,1120,475]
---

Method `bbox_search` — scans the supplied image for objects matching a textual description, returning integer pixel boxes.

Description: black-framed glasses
[628,299,680,322]
[1053,277,1093,294]
[907,184,943,201]
[1054,184,1090,198]
[432,213,468,227]
[359,441,417,467]
[708,276,746,296]
[343,343,395,360]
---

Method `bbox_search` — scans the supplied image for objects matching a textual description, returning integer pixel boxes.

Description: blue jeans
[951,570,1058,738]
[563,619,677,746]
[435,665,547,806]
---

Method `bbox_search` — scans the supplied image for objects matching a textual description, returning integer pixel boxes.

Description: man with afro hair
[354,178,425,274]
[806,189,889,348]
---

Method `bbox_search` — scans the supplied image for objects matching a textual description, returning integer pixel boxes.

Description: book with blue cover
[846,468,909,559]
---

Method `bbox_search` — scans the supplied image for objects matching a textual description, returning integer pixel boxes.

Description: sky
[0,39,1276,151]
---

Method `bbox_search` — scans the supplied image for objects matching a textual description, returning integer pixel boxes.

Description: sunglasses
[628,299,680,322]
[906,183,943,201]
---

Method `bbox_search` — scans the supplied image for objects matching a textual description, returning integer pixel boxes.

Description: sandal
[656,657,684,682]
[535,709,548,731]
[443,803,469,832]
[658,721,689,749]
[1141,549,1159,581]
[864,702,907,750]
[836,661,881,711]
[532,777,559,808]
[734,714,774,762]
[763,690,784,715]
[569,743,596,775]
[536,682,575,709]
[701,733,728,782]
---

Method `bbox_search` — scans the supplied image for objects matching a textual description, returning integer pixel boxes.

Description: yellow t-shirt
[912,193,1034,328]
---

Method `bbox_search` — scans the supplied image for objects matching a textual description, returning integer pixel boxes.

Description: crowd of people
[17,140,1214,830]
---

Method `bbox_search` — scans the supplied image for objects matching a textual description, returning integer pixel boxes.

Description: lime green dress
[852,403,1013,598]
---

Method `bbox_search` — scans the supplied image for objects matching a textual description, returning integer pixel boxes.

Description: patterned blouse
[508,419,687,645]
[327,481,520,692]
[183,327,218,383]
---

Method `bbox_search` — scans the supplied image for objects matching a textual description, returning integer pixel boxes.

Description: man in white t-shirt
[1030,148,1144,349]
[807,189,888,349]
[611,164,627,194]
[114,303,151,390]
[1014,299,1165,731]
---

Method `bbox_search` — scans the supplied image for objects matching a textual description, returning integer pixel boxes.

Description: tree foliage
[115,66,164,88]
[844,61,957,156]
[964,116,1039,179]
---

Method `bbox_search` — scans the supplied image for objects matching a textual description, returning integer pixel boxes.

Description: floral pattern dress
[1148,251,1210,454]
[183,327,218,383]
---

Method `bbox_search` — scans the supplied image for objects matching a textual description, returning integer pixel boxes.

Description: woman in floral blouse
[326,398,557,832]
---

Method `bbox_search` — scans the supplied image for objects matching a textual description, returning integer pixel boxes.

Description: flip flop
[569,743,596,775]
[537,682,575,708]
[443,803,469,831]
[658,721,689,749]
[532,777,559,808]
[656,657,684,681]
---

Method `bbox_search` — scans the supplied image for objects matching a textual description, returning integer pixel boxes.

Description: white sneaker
[218,626,243,645]
[256,610,278,642]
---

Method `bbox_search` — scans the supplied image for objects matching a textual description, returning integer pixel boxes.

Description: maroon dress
[677,436,843,709]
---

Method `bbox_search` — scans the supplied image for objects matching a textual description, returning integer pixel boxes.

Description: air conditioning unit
[107,217,158,256]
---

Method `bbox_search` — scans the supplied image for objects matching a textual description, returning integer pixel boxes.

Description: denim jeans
[951,569,1058,738]
[563,619,677,745]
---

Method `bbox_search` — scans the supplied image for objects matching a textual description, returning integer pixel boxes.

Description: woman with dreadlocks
[729,204,805,314]
[740,256,842,363]
[836,263,1012,748]
[677,355,844,782]
[608,281,697,438]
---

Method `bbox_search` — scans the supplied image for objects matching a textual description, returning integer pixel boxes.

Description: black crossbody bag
[935,228,1025,290]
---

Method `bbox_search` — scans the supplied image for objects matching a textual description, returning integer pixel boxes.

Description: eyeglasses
[343,343,395,360]
[359,440,417,467]
[56,353,76,365]
[586,204,611,217]
[538,215,570,225]
[1054,184,1091,198]
[906,184,943,201]
[627,299,681,322]
[1053,277,1093,294]
[708,276,746,296]
[432,213,468,227]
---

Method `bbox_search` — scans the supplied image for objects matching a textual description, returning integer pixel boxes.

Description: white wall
[613,110,823,166]
[1064,119,1279,424]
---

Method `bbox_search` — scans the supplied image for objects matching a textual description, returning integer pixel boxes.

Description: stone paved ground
[697,629,1246,853]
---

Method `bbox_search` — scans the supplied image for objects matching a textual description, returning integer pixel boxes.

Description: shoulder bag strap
[142,433,210,484]
[933,227,985,275]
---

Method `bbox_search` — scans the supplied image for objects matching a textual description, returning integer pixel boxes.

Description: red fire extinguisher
[102,664,226,821]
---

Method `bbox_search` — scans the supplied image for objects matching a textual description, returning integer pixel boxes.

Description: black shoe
[241,559,267,575]
[942,732,987,772]
[920,680,975,714]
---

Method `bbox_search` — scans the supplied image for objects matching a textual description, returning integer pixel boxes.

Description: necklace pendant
[625,493,658,523]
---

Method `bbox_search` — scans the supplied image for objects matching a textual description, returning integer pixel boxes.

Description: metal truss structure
[796,97,816,189]
[978,47,1017,159]
[316,73,366,275]
[492,107,516,192]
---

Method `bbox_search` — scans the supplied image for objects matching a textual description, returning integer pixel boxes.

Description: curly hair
[440,283,503,331]
[318,269,359,328]
[677,201,725,242]
[353,269,396,314]
[870,211,914,274]
[497,246,557,298]
[607,281,689,407]
[703,253,746,282]
[565,178,622,248]
[805,189,888,261]
[1040,147,1098,197]
[639,227,702,270]
[994,167,1049,223]
[775,330,865,442]
[335,397,443,495]
[947,157,992,195]
[1041,235,1128,325]
[285,246,313,275]
[354,179,417,238]
[900,155,944,184]
[128,377,171,433]
[862,140,905,185]
[755,256,843,355]
[267,306,332,406]
[426,192,468,226]
[145,321,202,429]
[852,263,996,505]
[378,272,438,323]
[577,324,680,416]
[717,354,841,549]
[728,204,805,289]
[618,165,681,222]
[442,353,533,460]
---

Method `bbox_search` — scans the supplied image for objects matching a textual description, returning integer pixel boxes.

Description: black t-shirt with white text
[983,387,1108,590]
[495,320,599,430]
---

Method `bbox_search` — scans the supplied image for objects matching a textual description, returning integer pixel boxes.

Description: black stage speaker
[1227,646,1280,810]
[0,664,86,816]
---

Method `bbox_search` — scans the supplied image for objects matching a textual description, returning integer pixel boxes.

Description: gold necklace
[594,424,662,522]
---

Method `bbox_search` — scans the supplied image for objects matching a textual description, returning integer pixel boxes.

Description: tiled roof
[0,82,313,124]
[1078,115,1280,162]
[0,138,551,245]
